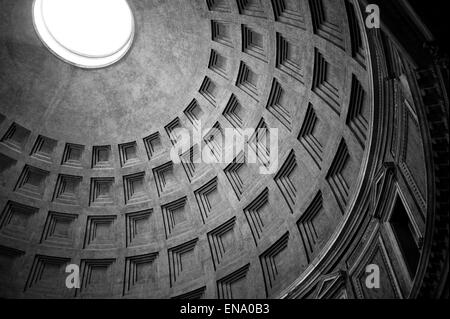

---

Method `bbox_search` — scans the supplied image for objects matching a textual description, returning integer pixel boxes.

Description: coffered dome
[0,0,447,299]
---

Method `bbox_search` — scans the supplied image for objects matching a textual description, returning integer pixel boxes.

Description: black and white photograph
[0,0,448,313]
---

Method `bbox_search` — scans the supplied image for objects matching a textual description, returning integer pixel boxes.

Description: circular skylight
[33,0,134,68]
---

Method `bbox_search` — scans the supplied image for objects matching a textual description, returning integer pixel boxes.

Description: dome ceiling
[0,0,377,299]
[1,0,210,143]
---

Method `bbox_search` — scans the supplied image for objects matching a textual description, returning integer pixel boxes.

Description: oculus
[33,0,135,68]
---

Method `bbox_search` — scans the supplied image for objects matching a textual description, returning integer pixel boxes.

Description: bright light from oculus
[33,0,135,68]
